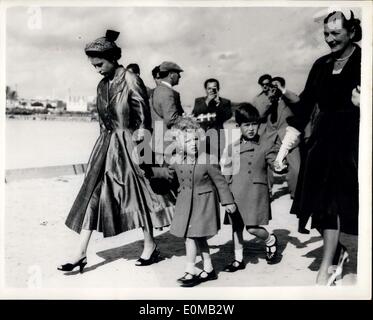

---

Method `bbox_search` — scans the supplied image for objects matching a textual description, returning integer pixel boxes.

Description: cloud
[7,6,361,106]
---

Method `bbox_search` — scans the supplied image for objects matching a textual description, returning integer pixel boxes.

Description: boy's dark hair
[272,76,286,87]
[204,78,220,90]
[258,74,272,85]
[151,66,160,79]
[235,103,260,125]
[126,63,140,75]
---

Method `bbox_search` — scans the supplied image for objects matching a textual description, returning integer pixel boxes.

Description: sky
[6,5,361,108]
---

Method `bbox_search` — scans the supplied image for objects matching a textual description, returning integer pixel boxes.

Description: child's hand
[351,85,360,107]
[224,203,237,213]
[164,167,175,182]
[274,160,288,173]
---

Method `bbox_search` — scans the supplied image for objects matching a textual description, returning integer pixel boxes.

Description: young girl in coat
[169,117,236,287]
[222,103,281,272]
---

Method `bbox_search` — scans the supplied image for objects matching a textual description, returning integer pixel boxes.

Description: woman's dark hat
[85,30,120,54]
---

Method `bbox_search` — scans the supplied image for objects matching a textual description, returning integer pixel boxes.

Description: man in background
[192,78,232,160]
[252,74,274,118]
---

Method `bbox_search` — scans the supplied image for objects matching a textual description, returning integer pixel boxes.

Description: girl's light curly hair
[171,115,201,131]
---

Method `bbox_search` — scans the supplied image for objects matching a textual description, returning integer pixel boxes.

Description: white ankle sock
[234,249,243,262]
[203,256,213,272]
[265,234,276,246]
[185,262,196,275]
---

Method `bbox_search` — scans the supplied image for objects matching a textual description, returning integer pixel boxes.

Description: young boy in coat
[169,116,236,287]
[222,103,282,272]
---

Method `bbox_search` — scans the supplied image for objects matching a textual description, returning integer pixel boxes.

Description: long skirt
[66,129,174,237]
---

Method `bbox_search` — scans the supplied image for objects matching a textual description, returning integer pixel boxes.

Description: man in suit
[151,61,184,168]
[192,78,232,161]
[151,61,184,130]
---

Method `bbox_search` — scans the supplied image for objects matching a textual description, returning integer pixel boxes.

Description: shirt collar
[241,134,260,144]
[161,81,173,89]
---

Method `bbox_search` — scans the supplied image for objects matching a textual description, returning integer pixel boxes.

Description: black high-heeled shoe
[135,246,160,266]
[57,256,87,273]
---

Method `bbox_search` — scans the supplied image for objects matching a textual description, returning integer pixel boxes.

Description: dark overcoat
[192,96,232,159]
[288,46,361,235]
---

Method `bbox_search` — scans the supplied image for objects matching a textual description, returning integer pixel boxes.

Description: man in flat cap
[151,61,185,166]
[151,61,184,130]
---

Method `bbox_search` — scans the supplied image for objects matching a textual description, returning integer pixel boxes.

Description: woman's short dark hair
[204,78,220,90]
[258,74,272,85]
[324,11,362,42]
[235,103,260,125]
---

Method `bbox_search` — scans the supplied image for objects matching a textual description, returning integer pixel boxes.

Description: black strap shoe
[178,272,201,287]
[198,269,218,283]
[223,260,245,272]
[265,234,279,264]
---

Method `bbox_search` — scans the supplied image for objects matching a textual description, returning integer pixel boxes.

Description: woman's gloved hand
[274,126,301,169]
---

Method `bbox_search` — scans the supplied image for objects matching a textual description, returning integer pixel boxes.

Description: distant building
[6,99,19,109]
[65,95,89,112]
[15,98,66,111]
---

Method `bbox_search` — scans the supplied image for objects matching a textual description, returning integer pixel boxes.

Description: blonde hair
[171,116,201,131]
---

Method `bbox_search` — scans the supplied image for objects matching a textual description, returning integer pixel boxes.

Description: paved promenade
[4,174,358,295]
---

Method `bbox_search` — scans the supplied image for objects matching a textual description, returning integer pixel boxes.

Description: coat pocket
[197,187,214,195]
[252,177,268,185]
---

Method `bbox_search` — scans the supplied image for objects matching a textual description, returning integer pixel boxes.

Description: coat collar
[108,66,126,100]
[98,66,126,105]
[232,135,260,153]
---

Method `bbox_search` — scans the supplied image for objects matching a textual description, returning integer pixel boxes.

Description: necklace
[335,46,355,61]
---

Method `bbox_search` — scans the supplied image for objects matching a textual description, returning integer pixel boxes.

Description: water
[5,119,241,170]
[5,119,100,169]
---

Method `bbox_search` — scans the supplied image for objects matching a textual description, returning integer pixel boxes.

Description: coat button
[248,170,252,174]
[248,162,252,165]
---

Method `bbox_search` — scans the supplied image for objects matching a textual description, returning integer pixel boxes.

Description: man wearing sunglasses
[252,74,275,118]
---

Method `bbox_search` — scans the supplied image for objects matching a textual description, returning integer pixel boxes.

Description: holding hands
[273,159,288,174]
[224,203,237,213]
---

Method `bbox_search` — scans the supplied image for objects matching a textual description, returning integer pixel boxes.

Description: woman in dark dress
[275,10,361,285]
[58,30,173,273]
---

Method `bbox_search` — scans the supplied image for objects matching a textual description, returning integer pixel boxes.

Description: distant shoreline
[6,114,98,122]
